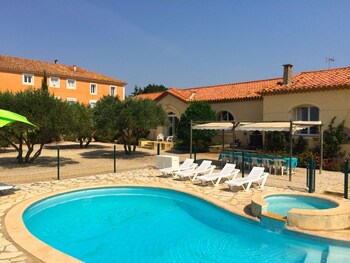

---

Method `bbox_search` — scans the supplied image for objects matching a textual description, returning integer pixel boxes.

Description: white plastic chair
[157,133,164,141]
[225,167,269,191]
[261,158,273,174]
[197,163,240,186]
[273,159,287,175]
[175,160,215,181]
[166,135,174,142]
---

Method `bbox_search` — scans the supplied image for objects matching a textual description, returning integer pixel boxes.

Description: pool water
[264,194,338,216]
[23,187,350,262]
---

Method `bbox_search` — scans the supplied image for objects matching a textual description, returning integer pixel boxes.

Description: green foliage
[93,96,168,154]
[265,131,289,153]
[131,84,167,96]
[176,101,216,150]
[93,95,122,141]
[67,103,94,147]
[322,117,347,159]
[292,136,308,155]
[0,89,70,163]
[117,98,168,154]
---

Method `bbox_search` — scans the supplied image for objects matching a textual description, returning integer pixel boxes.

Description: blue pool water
[23,187,350,262]
[264,194,338,216]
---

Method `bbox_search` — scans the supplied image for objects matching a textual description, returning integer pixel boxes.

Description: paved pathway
[1,166,350,262]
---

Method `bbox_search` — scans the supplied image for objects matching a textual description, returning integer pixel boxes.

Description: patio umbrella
[0,109,35,127]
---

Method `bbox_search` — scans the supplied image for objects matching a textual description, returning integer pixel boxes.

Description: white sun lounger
[158,158,197,177]
[225,167,269,191]
[0,183,14,192]
[175,160,215,181]
[197,163,240,186]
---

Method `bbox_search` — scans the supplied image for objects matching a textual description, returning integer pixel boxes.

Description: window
[66,98,77,104]
[50,77,60,88]
[295,106,320,135]
[67,79,76,89]
[167,112,179,136]
[89,100,97,108]
[217,111,234,121]
[23,73,34,85]
[110,86,116,96]
[90,83,97,95]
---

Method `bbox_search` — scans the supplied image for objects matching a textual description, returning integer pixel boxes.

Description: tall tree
[176,101,216,149]
[41,70,48,91]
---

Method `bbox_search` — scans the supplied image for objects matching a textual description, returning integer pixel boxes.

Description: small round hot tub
[251,192,350,231]
[264,194,338,217]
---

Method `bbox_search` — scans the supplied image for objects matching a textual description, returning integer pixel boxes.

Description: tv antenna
[326,57,335,69]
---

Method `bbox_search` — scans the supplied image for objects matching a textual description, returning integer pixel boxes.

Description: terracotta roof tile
[155,78,282,103]
[0,54,126,85]
[262,67,350,95]
[136,66,350,103]
[135,92,163,100]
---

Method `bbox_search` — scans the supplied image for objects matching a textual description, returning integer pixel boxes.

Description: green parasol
[0,109,35,127]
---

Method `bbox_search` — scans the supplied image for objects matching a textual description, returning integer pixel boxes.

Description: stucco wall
[263,89,350,128]
[0,71,125,105]
[263,89,350,153]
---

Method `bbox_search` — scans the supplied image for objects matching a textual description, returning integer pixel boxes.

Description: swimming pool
[22,187,350,262]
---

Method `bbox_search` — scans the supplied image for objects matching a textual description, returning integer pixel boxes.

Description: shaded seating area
[191,120,323,181]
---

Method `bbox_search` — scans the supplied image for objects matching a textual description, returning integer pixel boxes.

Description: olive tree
[0,89,70,163]
[67,102,94,148]
[93,96,168,154]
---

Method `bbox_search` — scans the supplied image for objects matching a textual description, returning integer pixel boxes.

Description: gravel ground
[0,141,348,195]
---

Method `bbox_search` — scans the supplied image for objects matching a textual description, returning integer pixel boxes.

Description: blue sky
[1,0,349,95]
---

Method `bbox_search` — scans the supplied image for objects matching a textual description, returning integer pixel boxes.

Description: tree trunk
[79,137,83,148]
[24,144,34,163]
[29,143,44,163]
[84,136,92,148]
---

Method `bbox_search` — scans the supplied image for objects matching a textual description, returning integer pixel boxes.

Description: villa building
[137,64,350,153]
[0,54,126,106]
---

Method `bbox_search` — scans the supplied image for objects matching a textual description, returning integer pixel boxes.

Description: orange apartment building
[0,55,127,106]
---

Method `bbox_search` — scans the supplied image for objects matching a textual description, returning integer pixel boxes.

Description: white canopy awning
[192,122,233,131]
[237,121,322,134]
[193,121,322,134]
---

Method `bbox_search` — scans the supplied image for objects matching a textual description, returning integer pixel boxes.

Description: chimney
[282,64,293,85]
[73,65,77,72]
[189,92,196,100]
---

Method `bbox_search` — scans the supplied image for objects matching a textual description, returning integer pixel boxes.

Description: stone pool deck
[1,165,350,262]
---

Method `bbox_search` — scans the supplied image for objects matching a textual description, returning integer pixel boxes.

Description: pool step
[260,212,287,232]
